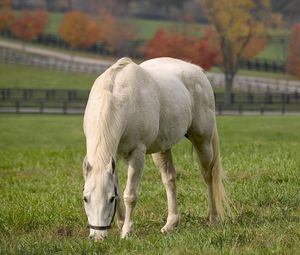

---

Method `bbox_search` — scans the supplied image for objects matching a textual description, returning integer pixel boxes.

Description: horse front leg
[114,168,125,230]
[121,145,145,239]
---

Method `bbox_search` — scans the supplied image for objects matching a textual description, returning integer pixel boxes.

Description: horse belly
[147,89,192,154]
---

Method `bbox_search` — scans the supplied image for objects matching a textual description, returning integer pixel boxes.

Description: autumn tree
[0,0,15,32]
[288,23,300,78]
[10,10,48,49]
[59,11,101,55]
[199,0,269,104]
[98,11,136,55]
[145,27,219,70]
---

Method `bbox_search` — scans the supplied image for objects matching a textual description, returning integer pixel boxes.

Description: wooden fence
[1,88,300,115]
[0,46,109,75]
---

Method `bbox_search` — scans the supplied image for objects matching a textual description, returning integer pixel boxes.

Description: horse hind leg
[189,129,228,223]
[152,150,180,233]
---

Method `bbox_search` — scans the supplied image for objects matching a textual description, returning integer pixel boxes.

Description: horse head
[82,156,117,241]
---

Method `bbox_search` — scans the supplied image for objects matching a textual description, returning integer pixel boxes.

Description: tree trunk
[224,71,235,105]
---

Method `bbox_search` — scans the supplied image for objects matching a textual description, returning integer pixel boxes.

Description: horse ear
[83,156,92,178]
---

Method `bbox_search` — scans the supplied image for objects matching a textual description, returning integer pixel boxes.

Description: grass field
[0,114,299,254]
[0,63,97,89]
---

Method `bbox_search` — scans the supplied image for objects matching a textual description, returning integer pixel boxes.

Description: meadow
[0,114,299,254]
[0,63,97,89]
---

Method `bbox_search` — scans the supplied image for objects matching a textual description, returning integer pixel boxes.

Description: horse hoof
[206,214,220,225]
[121,231,131,239]
[121,222,133,239]
[160,226,172,233]
[160,223,178,233]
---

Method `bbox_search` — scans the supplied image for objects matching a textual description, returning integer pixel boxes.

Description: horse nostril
[83,196,88,203]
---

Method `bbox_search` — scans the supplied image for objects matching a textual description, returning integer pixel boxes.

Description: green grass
[130,18,207,40]
[45,12,64,35]
[0,114,299,254]
[0,63,97,89]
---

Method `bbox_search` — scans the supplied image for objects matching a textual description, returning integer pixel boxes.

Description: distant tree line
[10,0,208,22]
[9,0,300,24]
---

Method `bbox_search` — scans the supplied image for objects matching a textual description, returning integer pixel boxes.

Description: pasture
[0,63,97,90]
[0,114,299,254]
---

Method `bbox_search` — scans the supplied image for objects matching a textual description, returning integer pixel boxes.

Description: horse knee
[123,195,137,206]
[202,169,212,183]
[162,172,176,187]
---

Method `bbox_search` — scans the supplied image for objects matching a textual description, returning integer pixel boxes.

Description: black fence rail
[1,88,300,115]
[239,59,285,73]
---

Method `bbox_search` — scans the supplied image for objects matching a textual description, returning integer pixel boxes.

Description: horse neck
[95,92,123,168]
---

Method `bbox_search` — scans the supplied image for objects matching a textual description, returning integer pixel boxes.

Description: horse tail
[210,126,230,221]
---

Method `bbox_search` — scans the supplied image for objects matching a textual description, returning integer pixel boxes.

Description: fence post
[16,101,20,113]
[281,94,286,115]
[63,102,68,114]
[230,93,235,104]
[247,92,253,104]
[239,104,243,115]
[218,104,223,115]
[260,105,264,115]
[39,101,44,113]
[1,90,5,100]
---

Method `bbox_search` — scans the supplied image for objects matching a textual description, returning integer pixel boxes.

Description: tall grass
[0,115,299,254]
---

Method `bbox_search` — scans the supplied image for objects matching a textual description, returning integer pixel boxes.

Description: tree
[10,10,48,49]
[0,0,15,32]
[199,0,269,104]
[288,23,300,78]
[98,11,136,55]
[59,11,101,53]
[145,27,219,70]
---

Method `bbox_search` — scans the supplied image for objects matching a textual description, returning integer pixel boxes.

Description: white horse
[83,57,229,241]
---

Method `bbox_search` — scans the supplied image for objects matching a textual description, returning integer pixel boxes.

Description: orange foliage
[145,28,219,70]
[99,11,136,53]
[241,36,266,60]
[10,10,48,42]
[288,23,300,78]
[0,10,15,31]
[208,28,266,61]
[0,0,11,8]
[0,0,15,31]
[59,11,101,49]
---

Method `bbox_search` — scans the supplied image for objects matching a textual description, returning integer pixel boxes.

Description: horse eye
[109,196,115,203]
[83,196,88,203]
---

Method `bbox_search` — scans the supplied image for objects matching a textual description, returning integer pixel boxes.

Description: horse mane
[86,57,133,169]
